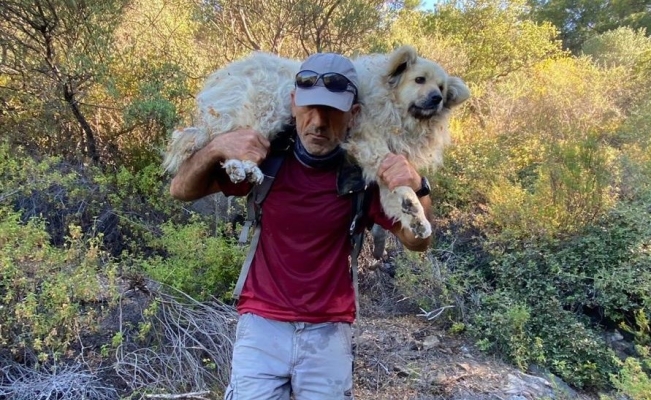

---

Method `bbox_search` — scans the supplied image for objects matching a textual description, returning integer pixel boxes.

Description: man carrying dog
[170,52,432,400]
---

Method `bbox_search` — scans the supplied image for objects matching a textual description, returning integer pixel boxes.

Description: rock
[393,365,411,378]
[528,365,579,399]
[504,372,554,399]
[610,331,624,342]
[430,373,448,386]
[457,362,472,372]
[423,335,441,349]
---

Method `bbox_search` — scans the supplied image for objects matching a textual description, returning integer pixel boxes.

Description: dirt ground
[350,269,599,400]
[353,314,534,400]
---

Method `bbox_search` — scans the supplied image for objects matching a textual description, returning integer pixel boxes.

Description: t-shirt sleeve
[364,184,399,231]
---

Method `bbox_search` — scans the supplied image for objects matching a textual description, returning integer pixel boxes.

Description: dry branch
[144,391,210,399]
[114,282,238,395]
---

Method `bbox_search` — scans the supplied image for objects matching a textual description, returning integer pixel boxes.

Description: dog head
[383,46,470,120]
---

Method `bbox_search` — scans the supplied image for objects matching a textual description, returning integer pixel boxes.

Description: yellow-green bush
[0,207,119,363]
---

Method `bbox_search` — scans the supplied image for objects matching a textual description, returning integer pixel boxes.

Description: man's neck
[293,137,344,170]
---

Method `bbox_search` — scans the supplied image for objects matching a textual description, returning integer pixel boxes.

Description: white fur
[163,46,470,238]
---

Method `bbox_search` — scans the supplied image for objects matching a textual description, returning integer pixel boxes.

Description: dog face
[384,46,470,120]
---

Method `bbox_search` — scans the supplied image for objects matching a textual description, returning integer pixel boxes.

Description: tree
[0,0,128,164]
[527,0,651,52]
[424,0,565,84]
[198,0,390,59]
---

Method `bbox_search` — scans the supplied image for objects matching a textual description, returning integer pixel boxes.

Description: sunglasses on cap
[295,70,358,97]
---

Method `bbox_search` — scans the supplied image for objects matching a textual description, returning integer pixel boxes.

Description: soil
[350,268,599,400]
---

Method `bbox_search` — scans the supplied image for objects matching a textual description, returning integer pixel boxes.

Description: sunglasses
[295,70,358,97]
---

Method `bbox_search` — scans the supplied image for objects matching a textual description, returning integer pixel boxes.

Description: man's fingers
[379,153,420,191]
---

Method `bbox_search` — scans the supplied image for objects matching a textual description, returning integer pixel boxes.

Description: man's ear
[348,103,361,129]
[290,90,297,117]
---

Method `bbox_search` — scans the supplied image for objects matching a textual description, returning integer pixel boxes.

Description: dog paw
[410,217,432,239]
[398,188,432,239]
[401,197,419,216]
[223,159,247,183]
[379,185,433,239]
[242,161,264,185]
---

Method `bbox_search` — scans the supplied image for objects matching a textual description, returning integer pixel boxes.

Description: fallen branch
[417,305,455,321]
[144,391,210,399]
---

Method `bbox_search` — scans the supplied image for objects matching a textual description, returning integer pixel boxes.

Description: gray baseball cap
[294,53,359,112]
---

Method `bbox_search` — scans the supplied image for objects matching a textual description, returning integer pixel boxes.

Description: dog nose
[428,93,443,107]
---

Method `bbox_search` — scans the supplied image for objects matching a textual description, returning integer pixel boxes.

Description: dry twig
[114,282,238,395]
[144,390,210,399]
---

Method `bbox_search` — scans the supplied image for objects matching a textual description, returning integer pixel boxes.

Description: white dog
[163,46,470,238]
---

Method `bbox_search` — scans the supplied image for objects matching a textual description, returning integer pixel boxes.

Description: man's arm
[377,153,433,252]
[169,129,270,201]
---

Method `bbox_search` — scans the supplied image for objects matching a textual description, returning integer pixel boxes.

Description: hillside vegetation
[1,0,651,398]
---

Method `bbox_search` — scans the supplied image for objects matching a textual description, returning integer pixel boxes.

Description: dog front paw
[242,161,264,185]
[399,189,432,239]
[410,216,432,239]
[223,159,247,183]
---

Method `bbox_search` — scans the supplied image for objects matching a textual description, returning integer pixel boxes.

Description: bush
[474,190,651,388]
[582,27,651,70]
[140,217,245,301]
[0,207,119,363]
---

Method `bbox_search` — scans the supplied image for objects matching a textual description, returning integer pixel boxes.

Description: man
[170,52,432,400]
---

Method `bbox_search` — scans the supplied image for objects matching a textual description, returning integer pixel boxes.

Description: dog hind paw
[399,191,432,238]
[242,161,264,185]
[401,197,419,216]
[223,159,248,183]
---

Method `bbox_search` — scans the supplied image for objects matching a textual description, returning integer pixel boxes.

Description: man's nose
[312,107,330,127]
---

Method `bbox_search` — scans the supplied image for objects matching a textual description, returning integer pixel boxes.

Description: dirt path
[352,313,597,400]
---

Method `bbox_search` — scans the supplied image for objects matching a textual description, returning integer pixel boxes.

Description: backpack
[232,131,371,315]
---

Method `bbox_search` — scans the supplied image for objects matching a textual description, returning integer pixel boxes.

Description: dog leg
[371,224,388,259]
[163,127,210,175]
[380,185,432,239]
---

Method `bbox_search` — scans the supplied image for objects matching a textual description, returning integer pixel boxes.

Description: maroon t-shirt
[221,153,396,323]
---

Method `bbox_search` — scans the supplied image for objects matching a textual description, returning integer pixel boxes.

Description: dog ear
[385,45,419,87]
[445,76,471,108]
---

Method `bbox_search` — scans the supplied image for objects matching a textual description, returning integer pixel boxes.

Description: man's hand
[170,129,270,201]
[208,129,270,165]
[377,153,421,192]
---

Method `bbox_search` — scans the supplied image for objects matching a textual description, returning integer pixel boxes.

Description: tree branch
[237,7,260,51]
[144,391,210,400]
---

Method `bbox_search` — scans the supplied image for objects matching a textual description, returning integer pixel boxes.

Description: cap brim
[294,86,354,112]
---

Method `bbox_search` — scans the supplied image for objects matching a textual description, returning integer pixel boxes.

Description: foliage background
[1,0,651,398]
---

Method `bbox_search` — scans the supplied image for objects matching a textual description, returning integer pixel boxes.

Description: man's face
[291,91,360,156]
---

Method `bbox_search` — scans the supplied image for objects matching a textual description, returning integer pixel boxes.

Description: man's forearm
[169,143,224,201]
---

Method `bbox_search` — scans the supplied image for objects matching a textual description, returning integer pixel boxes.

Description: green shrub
[140,217,245,301]
[0,207,119,363]
[582,27,651,70]
[610,309,651,400]
[611,356,651,400]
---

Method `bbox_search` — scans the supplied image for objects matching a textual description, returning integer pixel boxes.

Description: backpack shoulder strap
[349,186,372,318]
[233,138,290,300]
[236,153,286,244]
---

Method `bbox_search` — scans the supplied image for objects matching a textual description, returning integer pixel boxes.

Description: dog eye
[415,77,426,84]
[438,84,445,92]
